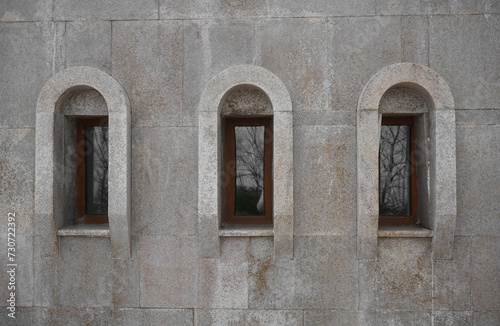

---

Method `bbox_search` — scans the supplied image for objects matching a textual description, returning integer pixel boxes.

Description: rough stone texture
[35,307,113,325]
[66,21,112,74]
[379,86,429,114]
[294,125,356,236]
[377,0,450,15]
[293,110,356,126]
[0,0,52,21]
[248,236,358,309]
[474,312,500,326]
[304,310,360,325]
[198,238,249,308]
[114,308,193,326]
[195,309,303,326]
[112,20,183,127]
[57,237,113,307]
[132,127,198,236]
[111,238,141,308]
[256,18,328,112]
[220,86,273,116]
[402,15,429,66]
[139,235,199,308]
[0,22,53,128]
[471,236,500,312]
[456,109,500,125]
[456,125,500,236]
[329,16,400,111]
[376,238,433,311]
[433,237,471,311]
[183,19,255,126]
[430,15,500,110]
[160,0,266,19]
[268,0,375,17]
[53,0,157,20]
[434,311,473,326]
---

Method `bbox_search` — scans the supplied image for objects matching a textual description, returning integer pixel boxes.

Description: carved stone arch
[35,66,131,259]
[357,63,457,260]
[198,65,294,259]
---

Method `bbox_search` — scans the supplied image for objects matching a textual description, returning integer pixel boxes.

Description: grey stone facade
[1,1,499,325]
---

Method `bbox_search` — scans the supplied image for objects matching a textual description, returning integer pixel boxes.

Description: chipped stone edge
[356,63,457,260]
[198,65,294,259]
[57,225,111,238]
[35,66,131,259]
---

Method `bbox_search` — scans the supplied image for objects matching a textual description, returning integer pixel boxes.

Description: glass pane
[85,126,109,215]
[234,126,265,216]
[379,125,411,216]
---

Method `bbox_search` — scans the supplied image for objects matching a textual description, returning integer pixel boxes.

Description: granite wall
[1,1,499,325]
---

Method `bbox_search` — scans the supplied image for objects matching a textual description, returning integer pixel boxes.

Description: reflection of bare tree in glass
[235,126,264,215]
[379,125,410,216]
[92,127,108,213]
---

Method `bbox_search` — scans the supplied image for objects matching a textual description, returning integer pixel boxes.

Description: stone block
[450,0,500,14]
[434,311,473,326]
[255,18,328,112]
[195,309,303,326]
[471,236,500,311]
[160,0,266,19]
[293,110,356,126]
[183,19,255,126]
[198,238,249,308]
[0,307,35,326]
[456,109,500,125]
[328,16,400,111]
[402,16,428,65]
[304,310,360,325]
[358,260,376,310]
[430,15,500,110]
[65,21,112,73]
[360,311,425,326]
[132,127,198,236]
[377,0,449,15]
[0,22,53,127]
[32,243,59,307]
[53,0,157,20]
[268,0,374,16]
[112,21,183,127]
[474,312,500,326]
[376,238,433,311]
[0,233,33,307]
[58,237,113,307]
[0,0,51,21]
[139,235,199,308]
[433,237,471,311]
[294,126,356,236]
[0,129,35,233]
[35,307,113,325]
[111,238,140,307]
[248,236,358,309]
[113,308,193,326]
[456,125,500,236]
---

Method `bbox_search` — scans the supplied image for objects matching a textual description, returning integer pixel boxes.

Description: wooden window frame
[379,116,418,226]
[76,117,109,224]
[223,117,273,225]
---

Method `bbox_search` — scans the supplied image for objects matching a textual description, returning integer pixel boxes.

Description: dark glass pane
[85,126,109,215]
[380,125,411,216]
[234,126,265,216]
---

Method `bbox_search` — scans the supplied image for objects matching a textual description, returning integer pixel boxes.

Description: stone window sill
[57,224,110,238]
[378,225,433,238]
[219,225,274,237]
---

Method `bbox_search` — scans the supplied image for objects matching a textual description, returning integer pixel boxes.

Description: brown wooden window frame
[76,117,109,224]
[379,116,418,226]
[223,117,273,225]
